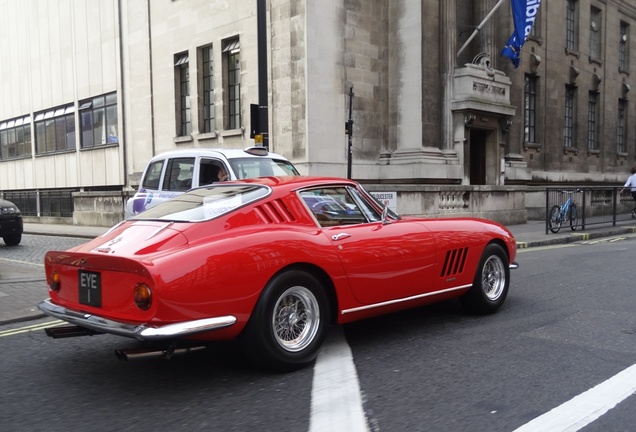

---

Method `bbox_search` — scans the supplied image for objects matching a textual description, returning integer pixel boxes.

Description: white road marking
[309,325,369,432]
[513,363,636,432]
[0,257,43,267]
[0,320,63,337]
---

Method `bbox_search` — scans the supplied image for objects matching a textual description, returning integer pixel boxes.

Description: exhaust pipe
[45,325,102,338]
[115,345,206,361]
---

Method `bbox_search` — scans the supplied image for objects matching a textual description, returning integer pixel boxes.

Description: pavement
[1,218,635,327]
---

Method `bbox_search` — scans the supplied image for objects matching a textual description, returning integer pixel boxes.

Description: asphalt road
[1,234,636,431]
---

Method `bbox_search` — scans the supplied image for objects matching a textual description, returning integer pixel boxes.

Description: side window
[199,158,230,185]
[299,187,367,227]
[141,160,164,190]
[163,157,195,191]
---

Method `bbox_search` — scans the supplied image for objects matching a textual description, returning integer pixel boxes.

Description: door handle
[332,233,351,241]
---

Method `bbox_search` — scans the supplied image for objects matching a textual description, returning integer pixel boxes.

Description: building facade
[1,0,635,225]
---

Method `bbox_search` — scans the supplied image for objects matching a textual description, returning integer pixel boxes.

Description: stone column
[440,0,456,152]
[388,0,422,154]
[476,0,497,69]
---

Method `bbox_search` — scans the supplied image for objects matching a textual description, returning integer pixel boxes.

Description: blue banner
[501,0,542,68]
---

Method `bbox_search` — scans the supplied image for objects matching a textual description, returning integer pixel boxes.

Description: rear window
[131,184,270,222]
[229,158,299,179]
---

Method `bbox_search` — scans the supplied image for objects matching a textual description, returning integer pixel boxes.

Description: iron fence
[545,186,634,234]
[1,189,76,217]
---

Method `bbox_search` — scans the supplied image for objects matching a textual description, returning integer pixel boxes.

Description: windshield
[131,184,270,222]
[228,158,299,179]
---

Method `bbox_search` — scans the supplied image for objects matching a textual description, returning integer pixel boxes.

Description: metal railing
[545,186,634,234]
[1,189,75,217]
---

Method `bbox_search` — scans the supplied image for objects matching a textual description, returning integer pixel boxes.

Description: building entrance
[469,129,488,185]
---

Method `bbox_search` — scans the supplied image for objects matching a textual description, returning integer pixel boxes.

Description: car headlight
[1,207,19,215]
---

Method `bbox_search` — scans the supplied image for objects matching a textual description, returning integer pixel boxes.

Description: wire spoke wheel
[272,286,320,353]
[481,255,506,301]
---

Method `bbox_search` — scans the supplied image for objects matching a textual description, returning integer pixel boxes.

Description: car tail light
[49,270,61,292]
[133,284,152,310]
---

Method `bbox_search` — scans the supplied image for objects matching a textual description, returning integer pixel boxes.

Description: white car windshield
[131,185,270,222]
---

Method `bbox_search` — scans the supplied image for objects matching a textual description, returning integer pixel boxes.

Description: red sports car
[39,176,518,371]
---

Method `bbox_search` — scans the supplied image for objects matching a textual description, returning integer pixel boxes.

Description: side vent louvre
[441,248,468,277]
[254,199,296,224]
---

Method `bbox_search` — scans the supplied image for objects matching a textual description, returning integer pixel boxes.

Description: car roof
[148,147,291,162]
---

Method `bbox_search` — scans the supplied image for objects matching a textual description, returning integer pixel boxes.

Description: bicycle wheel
[549,205,562,233]
[569,204,578,231]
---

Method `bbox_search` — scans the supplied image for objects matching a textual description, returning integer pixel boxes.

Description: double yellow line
[0,320,64,338]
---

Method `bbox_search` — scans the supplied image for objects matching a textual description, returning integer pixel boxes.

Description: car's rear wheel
[460,244,509,315]
[242,270,330,372]
[3,233,21,246]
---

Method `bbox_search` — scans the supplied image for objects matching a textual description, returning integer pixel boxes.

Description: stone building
[0,0,635,226]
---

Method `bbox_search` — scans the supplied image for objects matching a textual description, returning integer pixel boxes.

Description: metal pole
[346,86,354,179]
[257,0,269,150]
[456,0,507,58]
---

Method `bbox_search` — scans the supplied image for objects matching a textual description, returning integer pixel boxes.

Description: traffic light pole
[346,85,354,179]
[257,0,269,150]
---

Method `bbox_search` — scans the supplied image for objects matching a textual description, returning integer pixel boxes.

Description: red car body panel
[42,176,517,341]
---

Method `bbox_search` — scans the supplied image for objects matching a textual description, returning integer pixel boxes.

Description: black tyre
[569,204,578,231]
[460,244,510,315]
[548,205,562,233]
[3,233,21,246]
[241,270,330,372]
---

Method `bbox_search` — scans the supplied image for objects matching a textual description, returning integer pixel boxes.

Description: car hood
[71,221,189,257]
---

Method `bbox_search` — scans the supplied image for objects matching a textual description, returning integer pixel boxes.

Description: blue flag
[501,0,542,68]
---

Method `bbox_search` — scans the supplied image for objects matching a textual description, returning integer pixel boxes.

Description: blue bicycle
[548,190,578,233]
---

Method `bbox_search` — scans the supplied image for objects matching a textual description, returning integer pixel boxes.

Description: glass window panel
[105,92,117,105]
[66,114,76,150]
[93,96,105,108]
[81,111,94,148]
[93,108,105,146]
[35,122,45,154]
[45,119,56,152]
[24,126,32,155]
[0,130,6,158]
[106,105,118,143]
[55,118,66,151]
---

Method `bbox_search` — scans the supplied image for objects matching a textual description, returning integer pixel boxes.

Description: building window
[566,0,578,52]
[175,52,191,137]
[34,104,75,155]
[587,92,599,151]
[589,7,601,61]
[564,86,576,148]
[223,37,241,130]
[619,22,629,72]
[200,44,215,133]
[0,115,32,159]
[524,74,538,143]
[78,92,118,149]
[617,99,627,154]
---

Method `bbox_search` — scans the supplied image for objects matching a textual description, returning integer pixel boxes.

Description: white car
[125,146,299,218]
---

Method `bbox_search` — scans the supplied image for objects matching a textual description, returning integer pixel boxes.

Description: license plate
[78,270,102,307]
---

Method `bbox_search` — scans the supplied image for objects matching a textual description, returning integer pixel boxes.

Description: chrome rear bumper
[38,299,236,341]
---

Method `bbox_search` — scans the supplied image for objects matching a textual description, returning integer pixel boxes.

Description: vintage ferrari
[39,176,518,371]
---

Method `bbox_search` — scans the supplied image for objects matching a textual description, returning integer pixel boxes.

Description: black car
[0,198,23,246]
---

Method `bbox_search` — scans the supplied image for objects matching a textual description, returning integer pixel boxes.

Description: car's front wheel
[242,270,330,372]
[460,244,510,315]
[3,233,21,246]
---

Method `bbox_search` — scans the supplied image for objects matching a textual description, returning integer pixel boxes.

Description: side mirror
[381,207,391,225]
